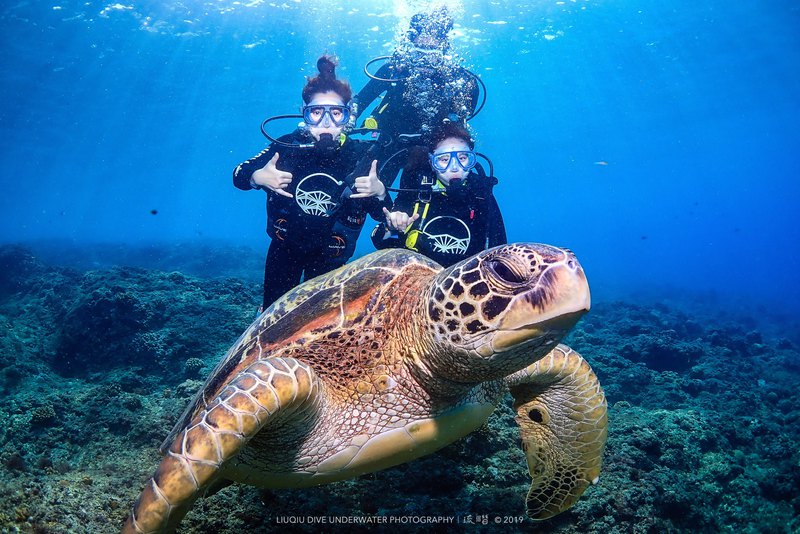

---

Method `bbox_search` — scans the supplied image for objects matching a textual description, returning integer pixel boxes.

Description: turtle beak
[491,310,587,353]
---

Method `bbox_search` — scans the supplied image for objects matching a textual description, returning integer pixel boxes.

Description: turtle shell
[160,248,441,452]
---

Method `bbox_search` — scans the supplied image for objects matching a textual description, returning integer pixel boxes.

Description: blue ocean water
[1,0,799,312]
[2,4,800,532]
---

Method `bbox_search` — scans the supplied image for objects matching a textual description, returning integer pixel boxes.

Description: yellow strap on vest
[404,202,430,251]
[421,202,430,219]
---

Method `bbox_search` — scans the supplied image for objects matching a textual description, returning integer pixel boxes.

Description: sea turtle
[123,243,607,533]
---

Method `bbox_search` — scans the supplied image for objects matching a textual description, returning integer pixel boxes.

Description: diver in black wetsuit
[234,55,390,310]
[352,7,482,187]
[371,123,506,267]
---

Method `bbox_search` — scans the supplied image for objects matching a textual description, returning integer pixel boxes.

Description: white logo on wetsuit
[421,216,471,255]
[295,173,342,217]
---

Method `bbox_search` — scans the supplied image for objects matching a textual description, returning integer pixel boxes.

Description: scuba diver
[351,6,485,187]
[371,122,506,267]
[234,55,390,311]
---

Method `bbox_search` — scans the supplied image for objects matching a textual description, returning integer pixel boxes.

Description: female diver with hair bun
[234,55,390,311]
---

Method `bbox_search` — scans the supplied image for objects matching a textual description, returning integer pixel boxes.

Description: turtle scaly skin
[123,244,605,534]
[124,358,321,534]
[508,345,608,519]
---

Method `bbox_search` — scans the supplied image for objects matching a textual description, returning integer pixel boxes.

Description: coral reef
[0,243,798,533]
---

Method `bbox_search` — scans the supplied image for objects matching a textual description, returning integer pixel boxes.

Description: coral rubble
[0,243,797,533]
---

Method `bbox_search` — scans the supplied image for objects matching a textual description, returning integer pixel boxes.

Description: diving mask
[302,104,351,127]
[429,150,477,172]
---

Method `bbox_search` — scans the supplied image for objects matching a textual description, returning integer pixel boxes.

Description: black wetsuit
[353,50,480,186]
[234,131,390,309]
[371,165,506,267]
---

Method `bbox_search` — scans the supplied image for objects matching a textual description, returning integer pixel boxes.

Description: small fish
[150,209,158,215]
[593,161,609,166]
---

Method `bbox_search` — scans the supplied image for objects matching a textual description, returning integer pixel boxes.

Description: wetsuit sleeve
[486,193,507,247]
[232,133,298,191]
[337,191,392,224]
[391,189,416,216]
[339,141,393,221]
[370,221,405,251]
[370,167,416,251]
[232,145,277,190]
[365,194,393,222]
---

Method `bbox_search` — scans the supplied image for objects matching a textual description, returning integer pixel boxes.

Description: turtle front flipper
[505,344,607,520]
[122,358,321,534]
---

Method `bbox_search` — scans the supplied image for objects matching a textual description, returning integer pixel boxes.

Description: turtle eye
[487,259,526,284]
[528,408,544,423]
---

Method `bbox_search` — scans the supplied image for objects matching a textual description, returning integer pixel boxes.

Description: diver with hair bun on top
[234,55,390,311]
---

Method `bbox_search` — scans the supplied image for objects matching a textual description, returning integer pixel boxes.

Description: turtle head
[425,243,590,382]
